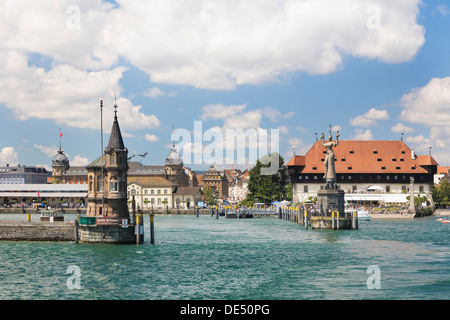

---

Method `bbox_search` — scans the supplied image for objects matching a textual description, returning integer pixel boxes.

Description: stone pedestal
[317,188,345,214]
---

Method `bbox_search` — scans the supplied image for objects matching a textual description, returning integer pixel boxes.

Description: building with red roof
[287,140,438,205]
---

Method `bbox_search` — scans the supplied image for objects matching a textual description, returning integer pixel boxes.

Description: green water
[0,214,448,300]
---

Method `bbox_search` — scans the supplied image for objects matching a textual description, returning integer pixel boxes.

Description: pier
[278,206,358,230]
[0,220,76,242]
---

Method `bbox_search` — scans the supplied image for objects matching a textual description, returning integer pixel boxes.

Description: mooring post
[332,211,335,230]
[136,214,140,245]
[150,213,155,244]
[27,213,31,222]
[351,211,355,230]
[304,209,308,230]
[336,211,340,230]
[196,206,199,218]
[132,195,136,224]
[74,218,79,243]
[216,206,219,219]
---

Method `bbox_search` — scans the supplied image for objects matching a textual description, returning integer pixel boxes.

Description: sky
[0,0,450,172]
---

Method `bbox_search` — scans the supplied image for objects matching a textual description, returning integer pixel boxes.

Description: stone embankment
[0,221,76,242]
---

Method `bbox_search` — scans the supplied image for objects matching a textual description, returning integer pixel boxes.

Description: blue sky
[0,0,449,171]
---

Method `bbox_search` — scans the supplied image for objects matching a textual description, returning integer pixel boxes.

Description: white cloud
[71,155,90,167]
[107,0,425,89]
[0,147,19,166]
[223,110,263,129]
[201,104,247,121]
[262,107,295,123]
[352,129,374,140]
[391,122,415,133]
[437,4,450,17]
[283,111,295,119]
[398,77,450,165]
[350,108,389,127]
[277,125,289,135]
[34,144,59,158]
[0,1,424,90]
[0,50,160,132]
[200,104,262,129]
[143,87,176,98]
[400,77,450,127]
[145,134,160,142]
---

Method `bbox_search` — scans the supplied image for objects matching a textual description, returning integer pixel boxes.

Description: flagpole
[100,100,104,216]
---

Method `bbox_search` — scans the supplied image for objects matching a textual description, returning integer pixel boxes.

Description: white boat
[437,217,444,221]
[357,210,371,221]
[345,208,371,221]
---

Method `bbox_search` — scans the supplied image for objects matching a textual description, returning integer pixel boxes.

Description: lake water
[0,213,448,301]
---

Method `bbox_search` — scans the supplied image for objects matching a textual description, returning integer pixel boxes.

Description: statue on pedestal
[321,126,340,190]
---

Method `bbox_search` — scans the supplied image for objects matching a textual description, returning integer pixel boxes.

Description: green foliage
[406,195,429,207]
[432,179,450,206]
[244,152,289,205]
[203,185,217,206]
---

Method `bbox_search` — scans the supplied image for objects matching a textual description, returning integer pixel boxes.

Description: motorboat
[345,208,371,221]
[357,210,371,221]
[442,219,450,224]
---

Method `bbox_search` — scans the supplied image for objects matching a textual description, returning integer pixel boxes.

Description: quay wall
[0,208,86,214]
[78,225,142,244]
[0,221,75,242]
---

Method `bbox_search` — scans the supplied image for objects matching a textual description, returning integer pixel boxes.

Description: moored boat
[357,210,371,221]
[40,210,64,222]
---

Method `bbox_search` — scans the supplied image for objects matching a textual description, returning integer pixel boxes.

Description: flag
[60,129,63,138]
[37,190,40,197]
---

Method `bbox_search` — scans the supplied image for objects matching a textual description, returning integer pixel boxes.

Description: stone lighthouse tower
[79,100,141,244]
[86,101,129,219]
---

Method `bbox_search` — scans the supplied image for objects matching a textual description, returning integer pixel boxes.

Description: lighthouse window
[110,154,116,165]
[97,176,104,192]
[110,181,118,192]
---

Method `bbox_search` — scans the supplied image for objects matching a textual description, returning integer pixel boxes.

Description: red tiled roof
[287,140,438,174]
[437,166,450,174]
[416,155,439,166]
[286,155,305,166]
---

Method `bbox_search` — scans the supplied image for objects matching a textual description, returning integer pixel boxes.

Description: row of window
[301,185,425,193]
[128,189,170,196]
[142,198,169,205]
[89,176,126,193]
[324,150,408,155]
[299,174,425,181]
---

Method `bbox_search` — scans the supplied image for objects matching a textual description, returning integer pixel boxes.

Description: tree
[203,185,217,206]
[245,152,288,205]
[432,179,450,207]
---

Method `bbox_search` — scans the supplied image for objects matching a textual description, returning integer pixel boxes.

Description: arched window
[97,176,104,192]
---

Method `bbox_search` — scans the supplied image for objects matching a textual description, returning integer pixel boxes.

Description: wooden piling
[136,214,140,245]
[336,211,340,230]
[150,214,155,244]
[74,218,79,243]
[331,211,335,230]
[304,210,308,230]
